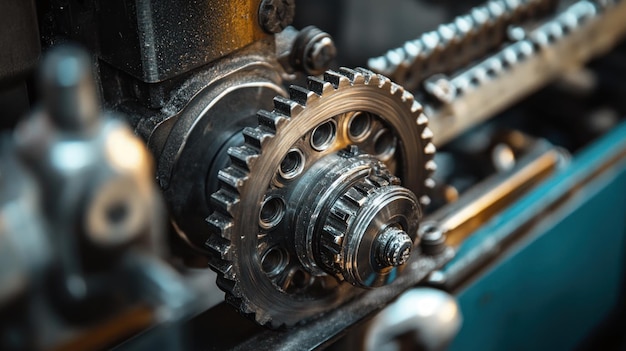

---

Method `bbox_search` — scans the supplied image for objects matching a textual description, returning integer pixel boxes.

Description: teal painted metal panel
[448,124,626,351]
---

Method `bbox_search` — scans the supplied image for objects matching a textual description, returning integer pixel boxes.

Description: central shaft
[291,150,422,287]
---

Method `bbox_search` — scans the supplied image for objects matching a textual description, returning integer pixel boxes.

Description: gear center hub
[292,150,421,288]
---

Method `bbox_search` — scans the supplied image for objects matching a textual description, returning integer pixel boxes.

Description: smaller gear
[318,165,420,287]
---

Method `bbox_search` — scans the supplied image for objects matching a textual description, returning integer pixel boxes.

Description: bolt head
[307,36,337,74]
[419,222,447,255]
[378,227,413,267]
[259,0,295,34]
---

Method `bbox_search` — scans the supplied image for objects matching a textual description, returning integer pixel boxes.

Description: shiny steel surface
[206,68,435,327]
[426,0,626,145]
[368,0,559,91]
[3,0,626,348]
[300,153,421,287]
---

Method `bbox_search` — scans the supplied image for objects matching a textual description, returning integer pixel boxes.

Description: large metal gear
[206,67,436,327]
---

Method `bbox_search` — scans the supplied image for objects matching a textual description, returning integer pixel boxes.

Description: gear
[368,0,558,91]
[319,166,421,287]
[206,67,435,327]
[424,1,599,108]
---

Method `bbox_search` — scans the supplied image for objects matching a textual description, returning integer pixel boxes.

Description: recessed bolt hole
[291,269,310,289]
[279,148,305,180]
[348,112,372,141]
[259,196,285,229]
[310,119,337,151]
[261,247,287,276]
[106,201,128,225]
[373,129,397,160]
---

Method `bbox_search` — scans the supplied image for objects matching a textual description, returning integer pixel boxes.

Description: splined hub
[206,67,436,327]
[291,151,421,288]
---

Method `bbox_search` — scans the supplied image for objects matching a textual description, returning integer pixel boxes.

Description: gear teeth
[320,194,360,275]
[222,285,259,319]
[347,186,370,205]
[353,67,378,85]
[367,0,559,90]
[207,211,233,234]
[210,188,240,215]
[307,76,329,95]
[255,310,272,326]
[218,278,240,298]
[209,258,235,283]
[221,293,255,316]
[425,160,438,172]
[366,71,383,87]
[324,70,352,89]
[289,85,313,105]
[257,109,287,133]
[401,90,415,105]
[439,0,596,103]
[239,301,255,315]
[438,23,457,44]
[206,235,233,259]
[354,67,375,75]
[368,174,393,188]
[424,142,437,155]
[376,74,393,90]
[338,67,357,79]
[410,100,423,114]
[417,113,429,126]
[471,7,490,26]
[424,178,436,189]
[217,166,248,192]
[366,56,389,75]
[402,40,421,60]
[323,218,347,241]
[389,81,405,96]
[338,67,366,84]
[488,1,506,18]
[242,126,273,149]
[388,47,406,67]
[421,127,434,140]
[319,166,406,279]
[228,144,259,170]
[273,95,302,117]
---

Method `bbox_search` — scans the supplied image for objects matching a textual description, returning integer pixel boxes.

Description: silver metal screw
[377,227,413,267]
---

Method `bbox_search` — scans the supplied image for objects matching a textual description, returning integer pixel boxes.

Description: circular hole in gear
[259,196,285,229]
[373,128,397,160]
[279,148,305,180]
[261,247,288,276]
[348,112,372,141]
[291,269,310,289]
[310,119,337,151]
[106,201,129,225]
